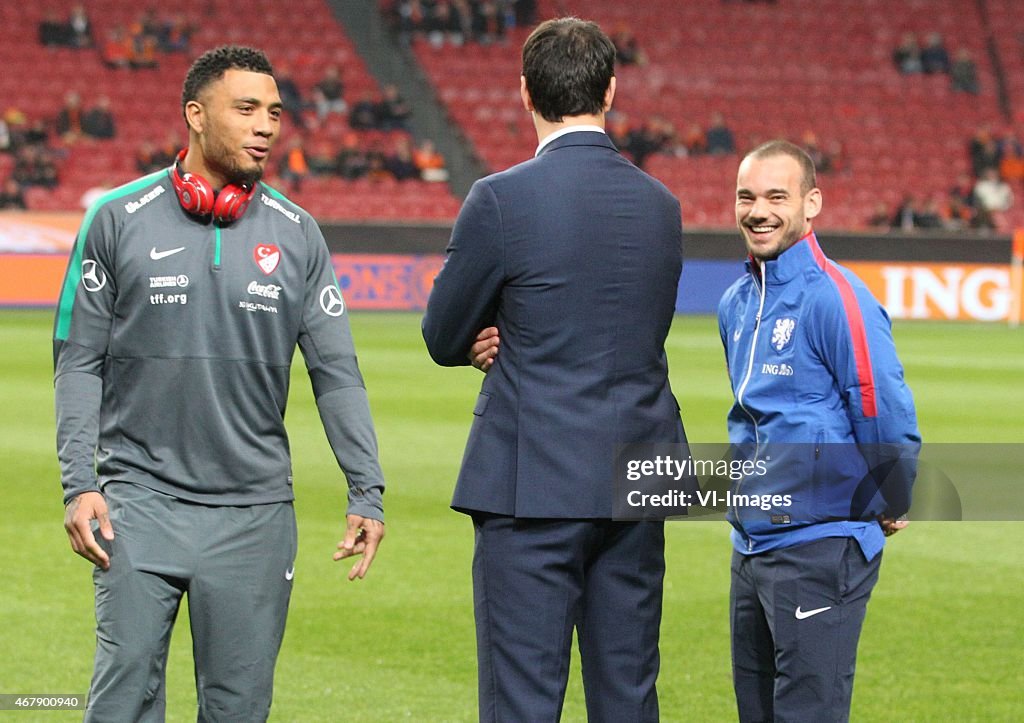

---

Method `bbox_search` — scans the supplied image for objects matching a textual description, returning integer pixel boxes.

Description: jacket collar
[536,129,618,156]
[745,231,825,284]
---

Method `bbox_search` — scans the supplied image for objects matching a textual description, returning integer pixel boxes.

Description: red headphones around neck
[171,149,255,224]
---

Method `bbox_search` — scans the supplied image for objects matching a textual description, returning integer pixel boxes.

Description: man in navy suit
[422,17,689,722]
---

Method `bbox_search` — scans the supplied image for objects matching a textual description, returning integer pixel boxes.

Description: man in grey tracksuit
[54,46,385,721]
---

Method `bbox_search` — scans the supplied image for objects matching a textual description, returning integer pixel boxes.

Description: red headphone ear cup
[212,183,255,224]
[176,171,215,216]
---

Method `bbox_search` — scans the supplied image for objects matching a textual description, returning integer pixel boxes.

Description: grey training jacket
[53,169,384,519]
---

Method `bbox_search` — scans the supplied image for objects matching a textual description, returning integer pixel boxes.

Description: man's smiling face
[735,153,821,261]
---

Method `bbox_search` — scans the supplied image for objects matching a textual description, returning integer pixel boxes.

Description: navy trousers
[471,514,665,723]
[730,536,882,723]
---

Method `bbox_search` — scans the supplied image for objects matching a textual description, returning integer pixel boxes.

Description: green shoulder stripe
[54,170,168,341]
[260,181,294,205]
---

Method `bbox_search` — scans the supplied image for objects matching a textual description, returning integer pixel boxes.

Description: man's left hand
[334,514,385,580]
[880,515,909,537]
[468,326,500,372]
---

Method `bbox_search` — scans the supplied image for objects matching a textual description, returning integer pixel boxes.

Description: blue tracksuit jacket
[717,232,920,560]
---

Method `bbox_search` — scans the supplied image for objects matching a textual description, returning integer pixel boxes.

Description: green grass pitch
[0,310,1021,721]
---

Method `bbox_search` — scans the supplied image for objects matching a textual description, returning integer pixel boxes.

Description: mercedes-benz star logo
[81,259,107,293]
[319,285,345,317]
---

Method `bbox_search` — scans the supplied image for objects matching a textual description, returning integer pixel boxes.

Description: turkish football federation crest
[254,244,280,275]
[771,317,796,351]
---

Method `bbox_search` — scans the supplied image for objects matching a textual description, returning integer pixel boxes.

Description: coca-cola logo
[247,280,282,299]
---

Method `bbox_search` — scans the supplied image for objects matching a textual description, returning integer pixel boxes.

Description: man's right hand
[469,326,500,372]
[64,491,113,570]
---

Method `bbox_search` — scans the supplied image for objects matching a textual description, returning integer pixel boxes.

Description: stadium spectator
[336,132,369,179]
[893,32,923,74]
[313,65,347,121]
[0,116,13,153]
[385,136,420,180]
[130,33,160,69]
[452,0,476,46]
[682,122,707,156]
[471,0,505,45]
[68,4,93,49]
[622,121,659,168]
[998,130,1024,186]
[890,193,918,231]
[951,48,979,94]
[82,96,116,140]
[611,24,647,66]
[378,84,412,131]
[0,178,28,210]
[514,0,537,26]
[412,138,448,181]
[149,132,180,169]
[159,14,195,53]
[39,11,72,48]
[973,167,1013,217]
[706,111,736,154]
[866,201,892,230]
[949,173,978,224]
[23,119,50,148]
[363,148,394,182]
[307,138,339,176]
[12,145,58,188]
[969,126,1000,176]
[349,92,381,130]
[390,0,426,46]
[721,140,918,723]
[914,195,946,229]
[278,136,310,191]
[920,32,951,75]
[275,64,307,128]
[134,140,164,174]
[55,92,85,144]
[100,26,133,69]
[425,0,461,47]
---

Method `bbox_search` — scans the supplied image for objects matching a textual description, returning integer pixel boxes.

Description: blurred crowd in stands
[40,4,194,69]
[4,4,1021,233]
[868,126,1021,232]
[608,111,846,177]
[0,5,452,212]
[893,31,979,94]
[1,107,62,205]
[384,0,537,46]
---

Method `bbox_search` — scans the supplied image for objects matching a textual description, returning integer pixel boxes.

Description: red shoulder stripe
[807,234,878,417]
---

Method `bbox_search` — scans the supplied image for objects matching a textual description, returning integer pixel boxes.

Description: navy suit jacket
[423,131,688,518]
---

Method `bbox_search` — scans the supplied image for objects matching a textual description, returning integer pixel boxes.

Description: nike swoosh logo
[150,246,185,260]
[285,566,295,581]
[795,605,832,620]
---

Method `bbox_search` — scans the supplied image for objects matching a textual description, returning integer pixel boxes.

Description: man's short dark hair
[522,17,616,123]
[745,140,818,195]
[182,46,274,116]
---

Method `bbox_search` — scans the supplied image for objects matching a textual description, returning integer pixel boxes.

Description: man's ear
[520,76,534,112]
[603,76,616,112]
[184,100,204,134]
[805,187,823,221]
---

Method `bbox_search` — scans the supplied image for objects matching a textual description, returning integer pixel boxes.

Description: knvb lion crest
[771,317,796,351]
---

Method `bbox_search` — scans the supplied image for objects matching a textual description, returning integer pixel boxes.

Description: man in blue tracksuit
[717,140,920,722]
